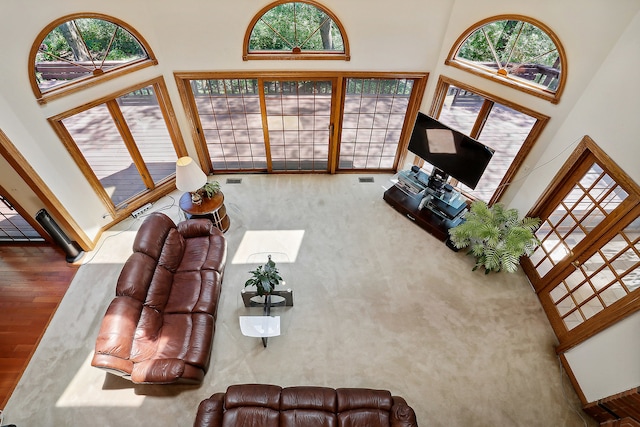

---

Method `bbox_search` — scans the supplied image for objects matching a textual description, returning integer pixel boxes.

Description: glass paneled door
[188,78,335,172]
[264,79,334,172]
[521,137,640,350]
[51,78,184,217]
[180,73,428,175]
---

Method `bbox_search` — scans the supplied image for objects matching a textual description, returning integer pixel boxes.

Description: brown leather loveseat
[194,384,418,427]
[91,212,227,384]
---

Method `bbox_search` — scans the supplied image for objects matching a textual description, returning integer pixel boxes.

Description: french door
[49,78,186,218]
[521,137,640,351]
[264,79,334,172]
[176,72,427,174]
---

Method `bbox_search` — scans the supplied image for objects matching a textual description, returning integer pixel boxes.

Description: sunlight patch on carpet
[232,230,305,264]
[56,352,145,408]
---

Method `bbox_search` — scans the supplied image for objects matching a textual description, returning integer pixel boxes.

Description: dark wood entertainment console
[383,184,466,242]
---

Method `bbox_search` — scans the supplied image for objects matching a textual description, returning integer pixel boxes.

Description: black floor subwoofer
[35,209,84,263]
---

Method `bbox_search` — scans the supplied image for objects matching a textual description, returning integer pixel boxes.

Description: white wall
[509,5,640,213]
[531,8,640,404]
[564,311,640,402]
[425,0,640,211]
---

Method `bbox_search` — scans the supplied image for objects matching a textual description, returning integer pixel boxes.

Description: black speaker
[35,209,84,263]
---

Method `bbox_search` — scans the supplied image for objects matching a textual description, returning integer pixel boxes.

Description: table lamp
[175,156,207,205]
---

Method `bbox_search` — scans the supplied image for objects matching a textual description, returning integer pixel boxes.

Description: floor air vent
[358,177,374,183]
[226,178,242,184]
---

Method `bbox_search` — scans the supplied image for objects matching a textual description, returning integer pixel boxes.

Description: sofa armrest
[194,393,225,427]
[130,358,185,384]
[391,396,418,427]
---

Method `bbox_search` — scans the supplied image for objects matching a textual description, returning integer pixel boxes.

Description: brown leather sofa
[91,212,227,384]
[194,384,419,427]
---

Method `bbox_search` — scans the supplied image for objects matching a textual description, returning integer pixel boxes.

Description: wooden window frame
[427,75,549,204]
[29,13,158,104]
[243,0,350,61]
[174,71,427,174]
[524,136,640,352]
[47,77,187,221]
[445,15,567,104]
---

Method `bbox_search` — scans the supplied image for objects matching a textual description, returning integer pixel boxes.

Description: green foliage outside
[37,18,146,63]
[448,201,541,274]
[249,2,343,51]
[458,20,559,67]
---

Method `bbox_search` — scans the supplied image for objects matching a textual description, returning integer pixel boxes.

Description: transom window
[244,0,349,60]
[446,15,566,103]
[30,14,157,103]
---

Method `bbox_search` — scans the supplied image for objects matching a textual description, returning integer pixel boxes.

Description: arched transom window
[244,0,349,60]
[446,15,566,103]
[30,14,157,103]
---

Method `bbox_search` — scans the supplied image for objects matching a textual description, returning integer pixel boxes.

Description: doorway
[521,136,640,351]
[176,72,427,174]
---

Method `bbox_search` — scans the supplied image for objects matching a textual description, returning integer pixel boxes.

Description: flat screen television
[407,112,495,190]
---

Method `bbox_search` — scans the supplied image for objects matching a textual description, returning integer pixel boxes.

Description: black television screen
[407,112,495,190]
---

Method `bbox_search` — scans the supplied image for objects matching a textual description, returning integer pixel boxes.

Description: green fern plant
[197,181,220,198]
[448,201,541,274]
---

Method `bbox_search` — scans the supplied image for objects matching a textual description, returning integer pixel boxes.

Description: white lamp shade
[175,157,207,192]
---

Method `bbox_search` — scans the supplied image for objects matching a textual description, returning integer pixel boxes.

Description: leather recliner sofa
[194,384,419,427]
[91,212,227,384]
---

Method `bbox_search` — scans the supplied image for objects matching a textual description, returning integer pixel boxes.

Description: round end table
[179,191,230,233]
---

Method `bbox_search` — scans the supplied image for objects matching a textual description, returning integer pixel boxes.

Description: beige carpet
[3,174,596,426]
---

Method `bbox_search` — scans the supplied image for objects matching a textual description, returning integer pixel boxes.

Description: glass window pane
[36,18,149,93]
[454,19,561,93]
[266,80,332,172]
[438,87,483,135]
[117,86,177,184]
[62,104,146,206]
[192,79,266,171]
[339,78,413,171]
[249,2,344,53]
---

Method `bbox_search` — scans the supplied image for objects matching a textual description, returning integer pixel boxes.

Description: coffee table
[239,252,294,347]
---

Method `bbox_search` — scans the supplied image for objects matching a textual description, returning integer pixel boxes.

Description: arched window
[446,15,566,103]
[30,14,157,103]
[243,0,349,60]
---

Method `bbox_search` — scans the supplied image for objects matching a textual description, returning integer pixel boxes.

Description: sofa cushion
[165,269,222,315]
[336,388,393,427]
[116,252,156,301]
[222,407,280,427]
[179,233,226,273]
[158,228,186,272]
[225,384,282,410]
[281,386,337,411]
[280,386,338,427]
[133,212,176,259]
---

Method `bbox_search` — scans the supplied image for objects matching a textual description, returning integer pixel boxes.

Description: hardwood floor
[0,244,78,409]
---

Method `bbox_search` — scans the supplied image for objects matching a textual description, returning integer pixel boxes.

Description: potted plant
[197,181,220,199]
[448,201,541,274]
[244,255,283,297]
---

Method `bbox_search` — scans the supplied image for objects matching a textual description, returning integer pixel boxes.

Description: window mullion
[105,100,155,190]
[470,100,494,139]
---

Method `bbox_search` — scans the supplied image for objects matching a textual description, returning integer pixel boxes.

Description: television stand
[383,171,467,242]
